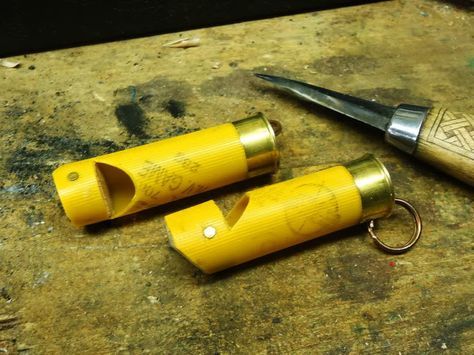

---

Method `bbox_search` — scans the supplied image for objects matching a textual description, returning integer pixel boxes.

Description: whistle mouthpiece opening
[53,113,280,226]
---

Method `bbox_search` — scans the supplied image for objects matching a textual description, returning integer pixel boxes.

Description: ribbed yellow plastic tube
[53,114,278,226]
[165,155,394,273]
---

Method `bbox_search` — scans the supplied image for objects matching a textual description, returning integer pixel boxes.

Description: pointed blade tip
[254,73,270,79]
[255,74,393,131]
[254,73,280,81]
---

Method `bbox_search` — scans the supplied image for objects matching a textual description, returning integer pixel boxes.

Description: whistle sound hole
[226,195,250,228]
[95,163,136,217]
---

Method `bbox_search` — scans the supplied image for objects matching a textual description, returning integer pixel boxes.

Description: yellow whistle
[53,114,278,226]
[165,155,394,273]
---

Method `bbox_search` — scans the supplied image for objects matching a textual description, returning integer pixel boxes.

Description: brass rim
[232,113,280,177]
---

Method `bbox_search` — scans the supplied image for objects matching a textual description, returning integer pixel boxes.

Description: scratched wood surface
[1,0,473,353]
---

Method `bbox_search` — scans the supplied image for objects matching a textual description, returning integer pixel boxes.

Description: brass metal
[67,172,79,181]
[345,154,394,222]
[232,113,280,177]
[368,198,422,253]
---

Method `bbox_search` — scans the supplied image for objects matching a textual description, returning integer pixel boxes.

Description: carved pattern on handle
[426,108,474,159]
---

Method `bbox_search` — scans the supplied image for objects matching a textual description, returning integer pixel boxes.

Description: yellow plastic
[165,165,364,274]
[53,116,278,226]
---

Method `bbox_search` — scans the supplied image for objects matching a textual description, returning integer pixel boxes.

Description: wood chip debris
[0,59,20,68]
[93,92,106,102]
[162,37,200,48]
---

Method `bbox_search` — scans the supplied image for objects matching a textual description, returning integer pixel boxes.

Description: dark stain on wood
[4,106,30,119]
[164,99,186,118]
[429,304,474,351]
[114,77,192,113]
[200,69,256,98]
[0,287,12,302]
[6,135,123,189]
[24,206,44,227]
[115,103,149,138]
[114,77,195,139]
[324,253,395,301]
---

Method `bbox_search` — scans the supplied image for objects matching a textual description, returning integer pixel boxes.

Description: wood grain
[0,1,473,353]
[415,107,474,186]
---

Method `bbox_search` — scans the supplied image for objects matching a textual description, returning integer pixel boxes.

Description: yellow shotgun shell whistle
[165,154,395,274]
[53,114,279,226]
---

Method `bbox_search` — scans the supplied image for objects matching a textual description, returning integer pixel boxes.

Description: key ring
[368,198,422,254]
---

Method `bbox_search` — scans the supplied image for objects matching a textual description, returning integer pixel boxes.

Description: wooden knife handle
[415,107,474,186]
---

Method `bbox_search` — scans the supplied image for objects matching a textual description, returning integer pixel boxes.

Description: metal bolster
[385,104,430,154]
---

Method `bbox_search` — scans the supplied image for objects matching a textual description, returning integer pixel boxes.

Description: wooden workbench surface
[1,0,473,353]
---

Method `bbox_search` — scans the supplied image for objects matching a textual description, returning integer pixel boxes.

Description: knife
[255,73,474,186]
